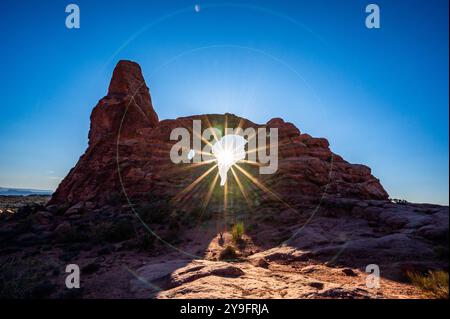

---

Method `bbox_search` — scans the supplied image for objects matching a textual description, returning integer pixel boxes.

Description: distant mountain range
[0,187,53,196]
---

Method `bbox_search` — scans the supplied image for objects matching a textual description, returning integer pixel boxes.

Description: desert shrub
[138,203,168,224]
[231,222,245,243]
[0,257,57,298]
[93,219,135,243]
[106,219,135,242]
[407,270,449,299]
[168,207,210,229]
[189,207,213,223]
[246,223,258,232]
[219,245,238,260]
[55,204,70,215]
[57,225,90,243]
[16,203,45,216]
[15,214,35,233]
[162,229,182,245]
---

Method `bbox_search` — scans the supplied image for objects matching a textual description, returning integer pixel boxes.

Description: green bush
[139,203,168,224]
[93,219,135,243]
[246,223,258,232]
[407,270,449,299]
[231,222,244,243]
[15,214,35,233]
[218,245,238,260]
[55,204,70,215]
[58,225,90,243]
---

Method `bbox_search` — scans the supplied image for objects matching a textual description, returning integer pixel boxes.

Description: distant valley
[0,187,53,196]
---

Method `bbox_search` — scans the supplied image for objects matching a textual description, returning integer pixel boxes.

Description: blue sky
[0,0,448,204]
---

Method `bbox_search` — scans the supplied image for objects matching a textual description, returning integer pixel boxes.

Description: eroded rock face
[89,60,159,146]
[48,60,388,214]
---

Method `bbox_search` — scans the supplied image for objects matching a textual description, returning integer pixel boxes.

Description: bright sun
[212,134,247,186]
[216,149,234,166]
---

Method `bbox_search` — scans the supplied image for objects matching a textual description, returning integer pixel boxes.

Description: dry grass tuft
[407,270,449,299]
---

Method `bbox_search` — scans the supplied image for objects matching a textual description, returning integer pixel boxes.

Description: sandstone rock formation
[48,60,388,218]
[0,60,447,299]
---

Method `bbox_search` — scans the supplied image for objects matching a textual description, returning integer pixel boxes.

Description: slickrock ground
[0,60,448,299]
[129,199,448,299]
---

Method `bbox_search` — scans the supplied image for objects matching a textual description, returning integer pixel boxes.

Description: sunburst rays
[171,163,218,204]
[168,114,290,236]
[230,166,253,213]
